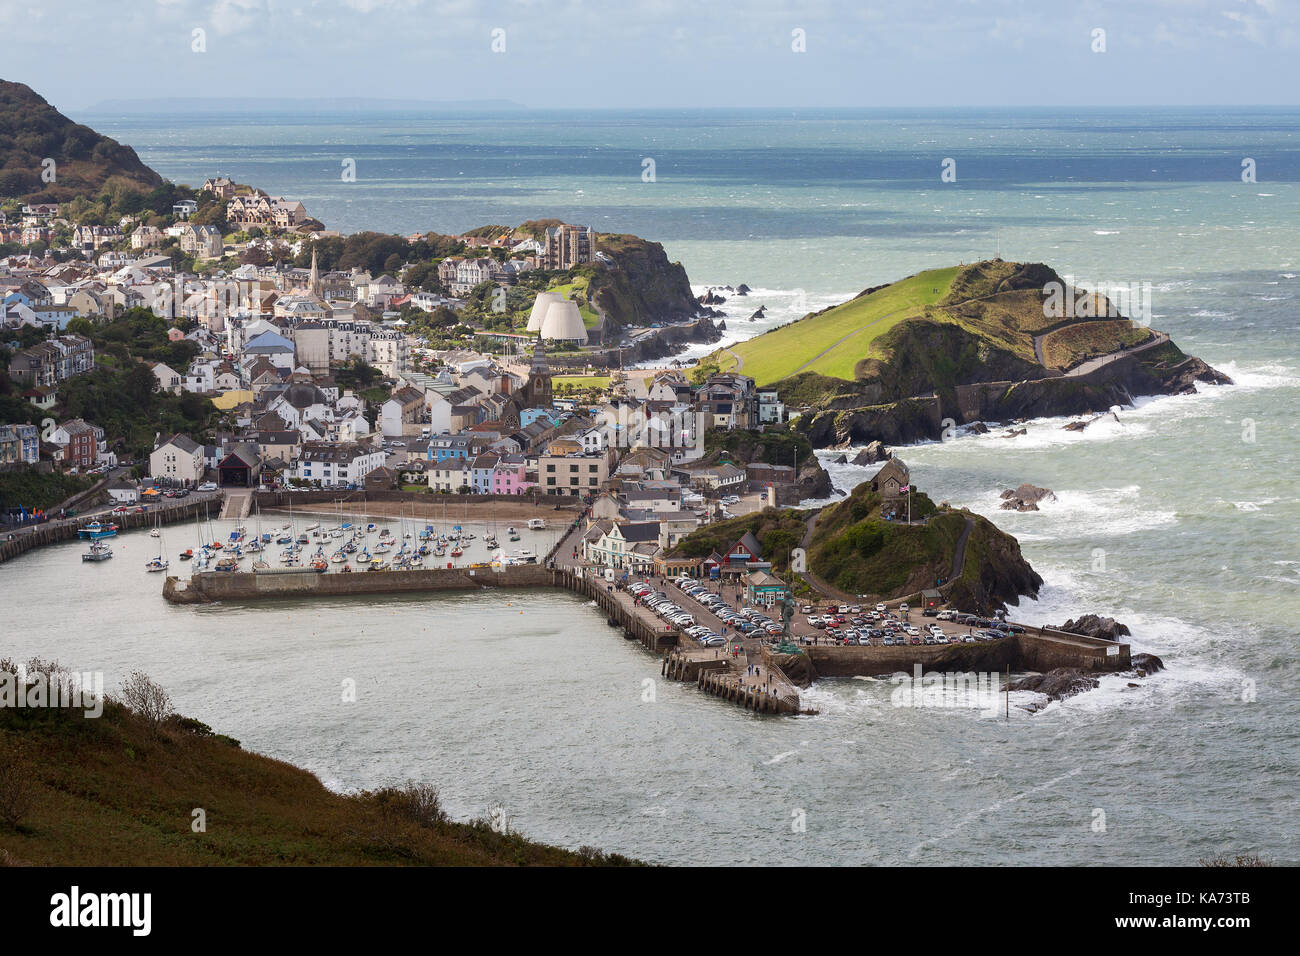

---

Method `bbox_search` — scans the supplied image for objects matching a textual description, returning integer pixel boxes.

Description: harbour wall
[804,628,1128,677]
[0,497,217,566]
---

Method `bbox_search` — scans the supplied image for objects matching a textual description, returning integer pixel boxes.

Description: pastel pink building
[492,456,534,495]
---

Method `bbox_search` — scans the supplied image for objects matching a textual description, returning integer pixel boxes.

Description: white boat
[509,548,537,564]
[145,556,169,572]
[527,518,546,530]
[82,540,113,562]
[149,528,160,538]
[305,522,320,531]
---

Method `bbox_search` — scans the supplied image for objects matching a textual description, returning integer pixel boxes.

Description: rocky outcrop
[851,441,889,465]
[1000,483,1057,512]
[830,453,847,465]
[735,284,751,295]
[969,421,989,434]
[1129,653,1164,677]
[586,232,703,329]
[1009,668,1101,712]
[1056,614,1131,641]
[749,306,766,320]
[699,288,726,305]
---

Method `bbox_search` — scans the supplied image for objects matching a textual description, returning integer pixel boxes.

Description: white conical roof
[527,291,562,332]
[540,300,588,343]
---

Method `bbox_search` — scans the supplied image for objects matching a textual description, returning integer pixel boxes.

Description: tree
[118,671,173,733]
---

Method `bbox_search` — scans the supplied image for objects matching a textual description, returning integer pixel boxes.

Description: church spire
[308,246,320,297]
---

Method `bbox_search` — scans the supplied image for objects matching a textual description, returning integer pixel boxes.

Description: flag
[900,485,910,493]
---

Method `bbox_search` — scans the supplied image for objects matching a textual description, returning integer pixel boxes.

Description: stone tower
[526,335,553,408]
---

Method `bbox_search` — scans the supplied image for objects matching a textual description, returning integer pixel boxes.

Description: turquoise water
[16,108,1295,864]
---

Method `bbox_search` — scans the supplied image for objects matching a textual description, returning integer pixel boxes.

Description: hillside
[702,260,1230,448]
[0,79,164,201]
[806,480,1042,612]
[0,667,635,866]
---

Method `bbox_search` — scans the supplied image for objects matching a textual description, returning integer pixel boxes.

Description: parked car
[922,607,938,617]
[197,482,217,492]
[875,603,887,613]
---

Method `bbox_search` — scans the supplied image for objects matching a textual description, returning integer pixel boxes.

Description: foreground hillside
[0,79,163,201]
[703,260,1230,448]
[0,672,634,866]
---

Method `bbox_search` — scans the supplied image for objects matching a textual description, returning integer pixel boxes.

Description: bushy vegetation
[670,509,807,573]
[0,468,95,512]
[0,80,163,202]
[0,661,638,865]
[806,482,961,596]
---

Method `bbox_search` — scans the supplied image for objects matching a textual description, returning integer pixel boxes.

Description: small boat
[450,546,463,557]
[527,518,546,530]
[509,549,537,564]
[82,540,113,562]
[305,522,320,532]
[508,531,521,542]
[366,523,377,532]
[144,556,169,572]
[78,521,119,540]
[296,534,309,545]
[331,550,348,563]
[214,557,239,572]
[374,540,392,554]
[149,528,160,538]
[276,533,292,545]
[310,556,328,572]
[179,549,193,561]
[506,526,517,536]
[252,559,270,571]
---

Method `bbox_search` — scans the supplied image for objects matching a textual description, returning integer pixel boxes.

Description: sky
[2,0,1298,111]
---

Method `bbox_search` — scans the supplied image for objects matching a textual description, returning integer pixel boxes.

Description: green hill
[806,481,1042,612]
[0,79,164,201]
[713,260,1157,389]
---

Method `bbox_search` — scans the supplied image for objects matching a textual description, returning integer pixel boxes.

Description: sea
[3,107,1295,865]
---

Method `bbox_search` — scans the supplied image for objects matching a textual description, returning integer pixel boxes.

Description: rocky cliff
[587,233,703,329]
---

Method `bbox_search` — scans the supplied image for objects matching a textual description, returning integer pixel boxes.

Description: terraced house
[292,441,385,487]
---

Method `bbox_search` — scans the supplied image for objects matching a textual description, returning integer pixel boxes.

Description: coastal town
[1,168,1147,718]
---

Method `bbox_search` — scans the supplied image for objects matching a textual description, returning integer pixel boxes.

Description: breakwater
[0,497,218,565]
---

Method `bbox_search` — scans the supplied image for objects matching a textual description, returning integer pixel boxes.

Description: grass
[0,681,638,866]
[1039,320,1152,370]
[544,281,601,329]
[715,267,959,385]
[553,375,610,392]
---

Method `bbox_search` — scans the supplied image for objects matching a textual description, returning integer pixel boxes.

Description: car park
[875,603,887,613]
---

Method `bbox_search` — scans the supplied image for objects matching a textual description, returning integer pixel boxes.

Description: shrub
[118,670,173,733]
